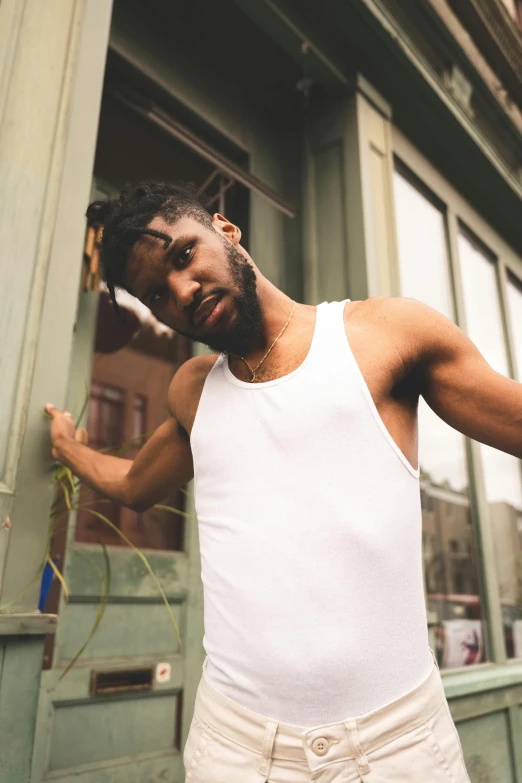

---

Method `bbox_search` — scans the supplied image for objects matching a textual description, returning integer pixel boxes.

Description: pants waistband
[194,649,444,771]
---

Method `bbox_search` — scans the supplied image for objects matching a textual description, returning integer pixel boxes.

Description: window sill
[0,612,57,636]
[442,659,522,699]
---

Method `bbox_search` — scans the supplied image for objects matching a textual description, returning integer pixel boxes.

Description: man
[47,180,517,782]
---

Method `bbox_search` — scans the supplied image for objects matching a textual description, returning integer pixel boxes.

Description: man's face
[124,214,263,355]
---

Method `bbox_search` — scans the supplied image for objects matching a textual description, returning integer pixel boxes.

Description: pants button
[311,737,329,756]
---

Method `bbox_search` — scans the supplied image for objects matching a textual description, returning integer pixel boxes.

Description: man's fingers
[75,427,88,445]
[45,404,73,419]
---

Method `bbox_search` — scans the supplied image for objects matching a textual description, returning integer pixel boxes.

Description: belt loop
[344,720,370,778]
[257,719,278,778]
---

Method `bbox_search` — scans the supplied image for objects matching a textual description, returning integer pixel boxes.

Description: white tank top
[190,300,431,726]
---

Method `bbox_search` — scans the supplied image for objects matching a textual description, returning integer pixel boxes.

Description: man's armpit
[176,420,190,440]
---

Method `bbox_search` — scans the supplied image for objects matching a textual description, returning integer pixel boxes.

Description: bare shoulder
[167,353,219,431]
[345,295,438,325]
[344,296,463,368]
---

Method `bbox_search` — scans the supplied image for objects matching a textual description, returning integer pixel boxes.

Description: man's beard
[178,242,264,356]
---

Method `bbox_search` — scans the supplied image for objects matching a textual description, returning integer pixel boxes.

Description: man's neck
[241,278,295,361]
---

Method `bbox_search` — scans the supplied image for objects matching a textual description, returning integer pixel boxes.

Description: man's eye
[151,290,164,305]
[179,245,192,266]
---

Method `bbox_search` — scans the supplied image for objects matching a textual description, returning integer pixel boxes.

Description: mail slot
[90,666,153,696]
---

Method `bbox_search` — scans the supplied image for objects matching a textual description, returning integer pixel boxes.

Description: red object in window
[94,293,141,354]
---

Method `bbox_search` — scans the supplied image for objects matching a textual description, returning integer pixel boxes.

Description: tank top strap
[310,299,351,359]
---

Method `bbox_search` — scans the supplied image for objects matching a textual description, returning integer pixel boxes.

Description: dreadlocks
[85,180,213,315]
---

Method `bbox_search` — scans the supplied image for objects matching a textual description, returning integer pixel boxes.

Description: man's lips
[193,295,222,327]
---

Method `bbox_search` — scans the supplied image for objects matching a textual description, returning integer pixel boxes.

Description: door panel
[31,180,203,783]
[49,695,180,769]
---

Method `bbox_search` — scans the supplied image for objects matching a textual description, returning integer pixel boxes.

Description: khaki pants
[184,650,471,782]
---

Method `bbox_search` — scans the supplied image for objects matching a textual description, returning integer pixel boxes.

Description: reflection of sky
[507,280,522,381]
[394,171,469,492]
[394,170,522,505]
[458,233,522,509]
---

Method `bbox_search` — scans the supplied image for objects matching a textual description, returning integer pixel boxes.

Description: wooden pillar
[0,1,112,780]
[303,74,400,304]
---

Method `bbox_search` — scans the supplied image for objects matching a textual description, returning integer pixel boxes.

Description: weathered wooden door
[30,181,205,783]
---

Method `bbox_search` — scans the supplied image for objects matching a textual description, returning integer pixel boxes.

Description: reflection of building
[75,291,190,551]
[490,502,522,605]
[421,478,522,608]
[421,481,478,597]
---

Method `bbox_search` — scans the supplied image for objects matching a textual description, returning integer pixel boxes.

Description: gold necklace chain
[235,300,296,383]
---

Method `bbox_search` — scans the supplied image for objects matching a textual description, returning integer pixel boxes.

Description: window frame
[392,126,522,665]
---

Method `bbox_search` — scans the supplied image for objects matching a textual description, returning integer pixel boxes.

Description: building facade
[1,1,522,781]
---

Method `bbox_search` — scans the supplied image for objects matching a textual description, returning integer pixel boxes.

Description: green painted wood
[458,711,516,783]
[303,95,353,304]
[55,602,183,663]
[49,692,180,770]
[0,0,26,121]
[0,636,46,783]
[65,546,189,600]
[110,2,249,153]
[508,705,522,783]
[39,655,183,699]
[32,662,184,781]
[42,750,184,782]
[0,613,57,636]
[443,661,522,700]
[0,491,13,600]
[179,478,205,754]
[320,0,522,255]
[449,684,522,723]
[314,140,348,303]
[231,0,351,88]
[0,0,82,485]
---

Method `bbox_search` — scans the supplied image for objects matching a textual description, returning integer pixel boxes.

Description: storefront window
[499,273,522,659]
[458,229,522,660]
[393,168,486,668]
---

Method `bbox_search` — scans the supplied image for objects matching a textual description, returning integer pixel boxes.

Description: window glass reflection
[459,231,522,509]
[500,274,522,659]
[459,230,522,660]
[394,169,486,668]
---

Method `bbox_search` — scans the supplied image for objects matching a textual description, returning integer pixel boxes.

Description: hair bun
[85,200,114,225]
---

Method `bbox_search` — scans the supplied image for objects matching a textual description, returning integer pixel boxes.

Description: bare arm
[46,355,214,511]
[47,409,193,511]
[389,297,522,457]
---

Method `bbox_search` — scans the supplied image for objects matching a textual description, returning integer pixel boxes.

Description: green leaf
[46,553,69,604]
[64,467,76,497]
[74,385,90,429]
[153,504,195,521]
[59,480,71,511]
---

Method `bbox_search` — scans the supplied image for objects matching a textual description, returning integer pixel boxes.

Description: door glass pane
[459,229,522,660]
[74,292,191,551]
[394,169,486,668]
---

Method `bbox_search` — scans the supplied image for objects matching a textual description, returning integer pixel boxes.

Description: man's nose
[169,274,201,311]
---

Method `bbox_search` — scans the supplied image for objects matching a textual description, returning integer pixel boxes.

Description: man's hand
[45,404,87,460]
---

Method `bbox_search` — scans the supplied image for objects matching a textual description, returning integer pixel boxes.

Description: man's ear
[212,213,242,245]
